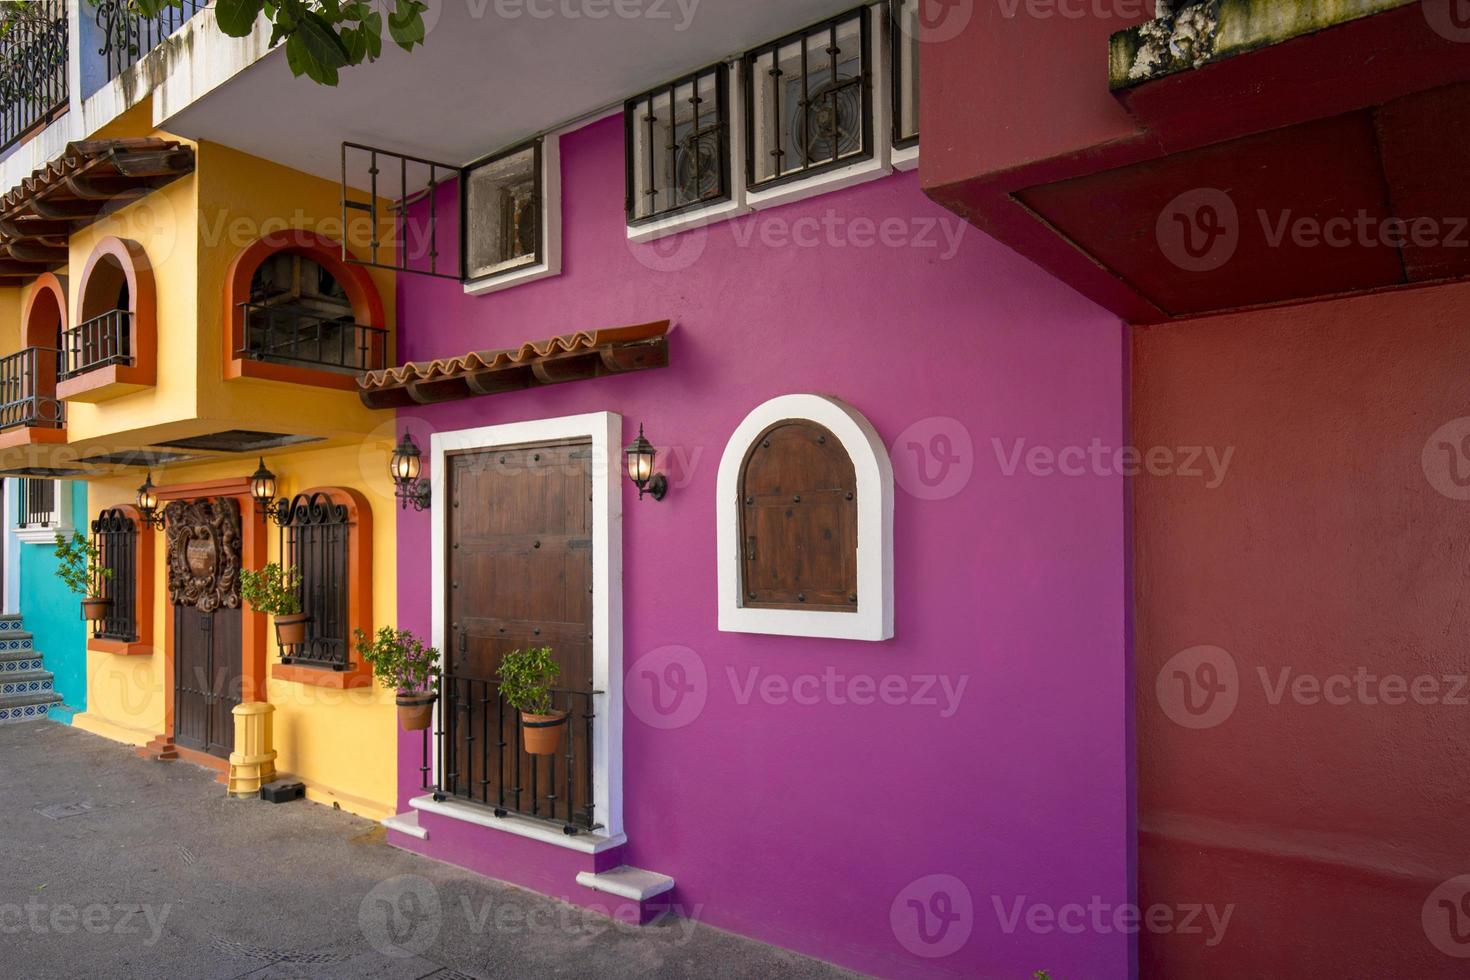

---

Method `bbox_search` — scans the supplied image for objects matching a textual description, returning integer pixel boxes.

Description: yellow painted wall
[72,443,401,820]
[0,286,21,352]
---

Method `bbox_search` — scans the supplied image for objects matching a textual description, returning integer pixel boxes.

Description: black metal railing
[18,478,56,528]
[62,310,133,379]
[92,508,139,642]
[238,303,389,374]
[0,1,68,154]
[0,347,64,431]
[96,0,205,81]
[280,491,351,669]
[424,677,600,833]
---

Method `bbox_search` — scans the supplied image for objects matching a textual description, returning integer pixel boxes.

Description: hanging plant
[239,563,308,647]
[496,646,567,756]
[353,626,440,730]
[53,532,113,622]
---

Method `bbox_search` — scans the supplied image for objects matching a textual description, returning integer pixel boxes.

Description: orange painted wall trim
[87,503,156,657]
[59,236,158,401]
[222,230,387,390]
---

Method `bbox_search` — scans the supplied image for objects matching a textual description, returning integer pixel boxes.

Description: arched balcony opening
[0,273,68,440]
[59,237,157,402]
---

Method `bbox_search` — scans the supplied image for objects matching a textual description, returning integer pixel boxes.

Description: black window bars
[890,0,920,149]
[625,63,731,225]
[0,347,65,432]
[92,508,139,643]
[278,492,352,670]
[19,479,56,529]
[237,303,389,374]
[61,310,132,380]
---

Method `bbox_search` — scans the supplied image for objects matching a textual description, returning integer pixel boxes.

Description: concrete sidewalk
[0,722,854,980]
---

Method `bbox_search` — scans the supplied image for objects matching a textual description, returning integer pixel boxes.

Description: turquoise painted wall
[16,483,89,723]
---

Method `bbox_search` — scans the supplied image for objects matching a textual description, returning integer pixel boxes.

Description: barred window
[464,141,543,282]
[625,63,731,224]
[745,6,873,190]
[18,479,57,528]
[92,508,139,642]
[279,492,352,670]
[891,0,919,148]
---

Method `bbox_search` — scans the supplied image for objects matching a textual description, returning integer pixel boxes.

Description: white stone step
[575,866,675,902]
[381,810,429,840]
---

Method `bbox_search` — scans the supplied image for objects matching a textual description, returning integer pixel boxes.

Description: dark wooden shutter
[738,420,858,611]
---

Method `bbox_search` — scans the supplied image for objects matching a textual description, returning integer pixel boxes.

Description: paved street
[0,722,853,980]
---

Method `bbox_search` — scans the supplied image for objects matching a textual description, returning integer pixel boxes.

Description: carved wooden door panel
[164,498,243,758]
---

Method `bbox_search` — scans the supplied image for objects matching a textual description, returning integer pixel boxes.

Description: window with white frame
[744,6,874,191]
[890,0,919,152]
[464,140,545,282]
[18,479,58,529]
[626,64,732,225]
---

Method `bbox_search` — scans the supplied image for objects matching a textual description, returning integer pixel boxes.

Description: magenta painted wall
[393,115,1131,979]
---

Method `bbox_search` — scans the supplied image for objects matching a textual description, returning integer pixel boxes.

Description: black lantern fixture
[391,432,431,511]
[135,473,165,530]
[249,457,290,525]
[624,424,667,501]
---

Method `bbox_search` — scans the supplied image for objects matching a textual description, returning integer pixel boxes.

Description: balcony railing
[422,676,600,834]
[237,302,389,375]
[0,1,69,154]
[62,309,132,380]
[0,347,64,432]
[95,0,206,81]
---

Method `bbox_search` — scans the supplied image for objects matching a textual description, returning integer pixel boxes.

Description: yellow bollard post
[227,702,277,798]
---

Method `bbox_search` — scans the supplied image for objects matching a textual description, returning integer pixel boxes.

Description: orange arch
[223,230,387,390]
[60,237,158,400]
[22,272,67,350]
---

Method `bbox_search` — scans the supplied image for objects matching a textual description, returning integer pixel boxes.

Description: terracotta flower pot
[521,710,567,756]
[396,692,436,731]
[80,596,110,622]
[274,613,310,648]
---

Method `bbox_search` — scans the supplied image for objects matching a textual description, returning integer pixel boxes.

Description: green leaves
[215,0,265,37]
[496,647,561,715]
[101,0,429,87]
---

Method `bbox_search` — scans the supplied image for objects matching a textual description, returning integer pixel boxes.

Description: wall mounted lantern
[248,458,290,526]
[624,424,667,501]
[391,433,431,512]
[135,473,166,530]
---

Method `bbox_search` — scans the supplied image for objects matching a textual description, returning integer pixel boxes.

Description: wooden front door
[164,497,244,759]
[443,439,595,827]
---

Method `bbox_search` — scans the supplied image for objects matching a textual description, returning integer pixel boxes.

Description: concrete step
[0,633,35,655]
[0,691,62,725]
[575,866,675,924]
[0,656,44,673]
[0,671,53,698]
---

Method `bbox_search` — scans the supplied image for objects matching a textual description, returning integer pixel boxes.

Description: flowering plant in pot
[354,627,440,730]
[53,532,113,622]
[239,563,307,648]
[497,646,566,755]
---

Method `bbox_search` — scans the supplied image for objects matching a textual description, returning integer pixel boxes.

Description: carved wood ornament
[164,497,242,613]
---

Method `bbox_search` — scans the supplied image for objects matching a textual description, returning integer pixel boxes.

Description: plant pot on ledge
[521,710,568,756]
[80,596,110,623]
[396,691,436,731]
[274,613,310,648]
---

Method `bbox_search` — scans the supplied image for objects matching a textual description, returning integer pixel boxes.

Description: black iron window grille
[341,142,461,281]
[0,0,68,154]
[625,63,732,225]
[61,310,133,380]
[744,6,874,191]
[890,0,919,149]
[464,141,544,282]
[279,492,352,670]
[92,508,139,642]
[237,303,389,374]
[423,676,600,833]
[18,479,57,528]
[0,347,65,432]
[95,0,206,82]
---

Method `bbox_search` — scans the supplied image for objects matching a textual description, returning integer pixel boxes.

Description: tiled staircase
[0,614,62,725]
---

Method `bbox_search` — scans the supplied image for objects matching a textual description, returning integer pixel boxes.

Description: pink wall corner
[394,115,1131,979]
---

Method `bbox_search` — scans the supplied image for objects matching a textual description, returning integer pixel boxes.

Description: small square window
[745,6,874,191]
[626,65,731,225]
[464,141,543,281]
[891,0,919,149]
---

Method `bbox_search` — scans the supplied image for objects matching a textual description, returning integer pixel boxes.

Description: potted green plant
[354,627,441,730]
[53,532,113,622]
[239,563,308,647]
[497,646,566,755]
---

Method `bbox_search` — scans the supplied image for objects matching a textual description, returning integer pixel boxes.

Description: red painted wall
[1132,281,1470,976]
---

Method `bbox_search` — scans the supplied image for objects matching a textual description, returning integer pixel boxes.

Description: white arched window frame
[716,394,894,641]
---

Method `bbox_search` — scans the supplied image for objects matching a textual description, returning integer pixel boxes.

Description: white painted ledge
[409,794,626,855]
[575,866,674,902]
[382,810,429,840]
[891,144,919,172]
